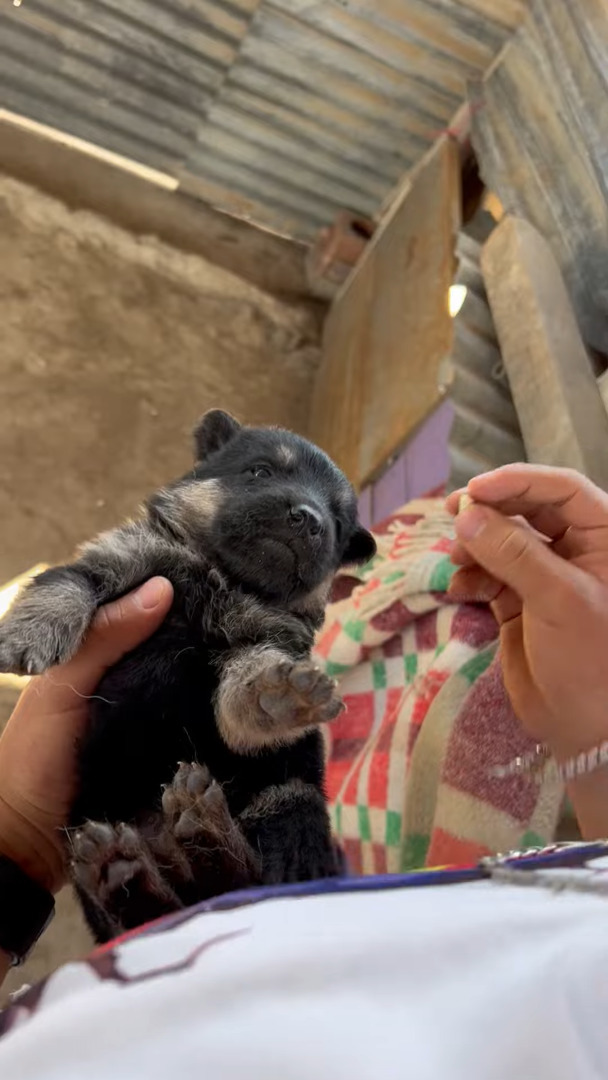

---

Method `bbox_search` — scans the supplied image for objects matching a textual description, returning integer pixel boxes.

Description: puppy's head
[149,410,376,605]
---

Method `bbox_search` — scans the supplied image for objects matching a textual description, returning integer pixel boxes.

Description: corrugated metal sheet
[470,0,608,353]
[0,0,524,240]
[445,223,525,491]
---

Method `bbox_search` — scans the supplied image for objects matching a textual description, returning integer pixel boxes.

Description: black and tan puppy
[0,411,375,941]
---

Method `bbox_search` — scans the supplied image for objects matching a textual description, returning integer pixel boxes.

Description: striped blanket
[314,499,565,874]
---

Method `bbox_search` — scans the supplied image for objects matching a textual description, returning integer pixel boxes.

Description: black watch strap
[0,855,55,966]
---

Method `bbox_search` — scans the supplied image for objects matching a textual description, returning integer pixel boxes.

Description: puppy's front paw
[0,615,80,675]
[0,574,93,674]
[257,659,344,729]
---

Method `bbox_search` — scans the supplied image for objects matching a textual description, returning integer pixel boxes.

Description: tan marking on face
[145,479,223,543]
[276,443,296,466]
[289,573,334,619]
[177,479,223,520]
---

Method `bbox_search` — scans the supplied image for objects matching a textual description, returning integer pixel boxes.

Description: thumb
[454,503,581,619]
[59,577,174,694]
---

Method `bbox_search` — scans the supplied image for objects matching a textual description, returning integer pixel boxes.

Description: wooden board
[309,136,460,489]
[482,215,608,489]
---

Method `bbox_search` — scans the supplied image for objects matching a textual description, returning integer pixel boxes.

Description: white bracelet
[490,740,608,784]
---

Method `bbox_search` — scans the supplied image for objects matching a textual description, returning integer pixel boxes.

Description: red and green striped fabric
[314,499,564,875]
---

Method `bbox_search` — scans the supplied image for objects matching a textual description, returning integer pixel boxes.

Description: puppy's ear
[341,525,376,566]
[194,410,241,460]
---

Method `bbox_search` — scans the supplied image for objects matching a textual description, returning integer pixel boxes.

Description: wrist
[542,729,608,842]
[0,797,65,894]
[566,769,608,841]
[545,721,608,767]
[0,949,10,984]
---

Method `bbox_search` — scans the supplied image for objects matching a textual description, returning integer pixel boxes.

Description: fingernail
[455,505,487,541]
[134,577,170,609]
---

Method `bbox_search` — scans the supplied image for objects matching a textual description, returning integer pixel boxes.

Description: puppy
[0,411,375,941]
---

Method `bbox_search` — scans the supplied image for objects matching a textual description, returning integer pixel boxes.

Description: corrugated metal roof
[470,0,608,354]
[0,0,524,240]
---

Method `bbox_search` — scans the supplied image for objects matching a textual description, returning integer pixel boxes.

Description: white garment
[1,878,607,1080]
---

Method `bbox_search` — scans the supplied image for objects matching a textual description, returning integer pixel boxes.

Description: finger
[449,540,477,567]
[39,578,174,706]
[552,524,608,561]
[449,566,503,603]
[490,586,522,626]
[454,503,583,620]
[498,617,545,734]
[449,566,522,625]
[451,516,547,569]
[468,465,608,541]
[445,489,465,517]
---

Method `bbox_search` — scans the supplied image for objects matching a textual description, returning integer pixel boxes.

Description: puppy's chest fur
[70,537,321,829]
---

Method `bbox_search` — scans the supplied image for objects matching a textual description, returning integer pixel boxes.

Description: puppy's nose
[289,504,323,537]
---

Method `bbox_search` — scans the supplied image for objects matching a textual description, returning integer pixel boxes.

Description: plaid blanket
[314,499,565,874]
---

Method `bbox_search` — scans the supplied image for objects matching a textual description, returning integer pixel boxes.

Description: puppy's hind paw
[161,763,260,894]
[162,762,232,841]
[72,820,180,934]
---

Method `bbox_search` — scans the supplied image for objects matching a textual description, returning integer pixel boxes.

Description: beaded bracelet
[491,741,608,784]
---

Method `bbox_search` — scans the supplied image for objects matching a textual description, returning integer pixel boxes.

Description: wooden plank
[309,253,372,484]
[310,136,459,489]
[481,216,608,489]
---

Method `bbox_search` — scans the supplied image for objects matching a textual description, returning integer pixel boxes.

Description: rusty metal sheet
[471,0,608,354]
[1,0,521,240]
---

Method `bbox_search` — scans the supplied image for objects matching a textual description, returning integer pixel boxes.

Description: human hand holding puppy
[447,464,608,840]
[0,577,174,898]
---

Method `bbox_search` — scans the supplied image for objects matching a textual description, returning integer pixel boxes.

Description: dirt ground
[0,174,320,1002]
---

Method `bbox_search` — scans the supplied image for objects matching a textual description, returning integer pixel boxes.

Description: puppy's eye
[248,465,272,479]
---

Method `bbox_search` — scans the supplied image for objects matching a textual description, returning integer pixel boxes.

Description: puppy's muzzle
[288,504,323,538]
